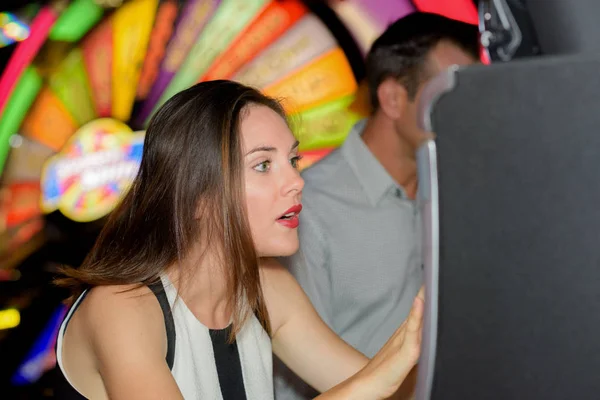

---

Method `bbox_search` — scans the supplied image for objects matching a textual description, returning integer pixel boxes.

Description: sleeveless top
[55,276,274,399]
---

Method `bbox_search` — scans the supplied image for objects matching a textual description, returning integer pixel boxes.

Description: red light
[412,0,479,25]
[480,44,491,65]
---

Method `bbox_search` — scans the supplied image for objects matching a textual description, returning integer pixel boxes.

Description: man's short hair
[366,12,479,109]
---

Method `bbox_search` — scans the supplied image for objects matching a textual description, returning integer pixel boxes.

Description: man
[274,12,479,399]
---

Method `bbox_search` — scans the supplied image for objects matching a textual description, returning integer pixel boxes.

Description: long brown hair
[56,80,286,339]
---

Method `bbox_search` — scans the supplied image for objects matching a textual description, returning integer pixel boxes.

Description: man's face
[399,40,477,150]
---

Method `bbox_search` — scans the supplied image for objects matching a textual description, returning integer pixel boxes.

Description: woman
[55,80,424,399]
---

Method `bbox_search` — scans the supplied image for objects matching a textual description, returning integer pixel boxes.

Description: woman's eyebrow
[245,140,299,156]
[245,146,276,156]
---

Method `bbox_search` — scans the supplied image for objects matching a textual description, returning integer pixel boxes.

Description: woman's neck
[167,247,232,329]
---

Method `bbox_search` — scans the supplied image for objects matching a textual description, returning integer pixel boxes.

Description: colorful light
[298,148,335,171]
[0,308,20,330]
[1,0,425,226]
[412,0,479,25]
[0,13,30,48]
[40,119,144,222]
[12,305,67,385]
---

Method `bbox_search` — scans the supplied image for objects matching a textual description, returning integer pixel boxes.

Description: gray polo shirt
[274,120,423,399]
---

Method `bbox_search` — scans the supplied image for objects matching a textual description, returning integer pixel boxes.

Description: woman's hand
[356,287,425,399]
[263,260,425,400]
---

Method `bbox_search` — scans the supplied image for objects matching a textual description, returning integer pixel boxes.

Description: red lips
[277,204,302,229]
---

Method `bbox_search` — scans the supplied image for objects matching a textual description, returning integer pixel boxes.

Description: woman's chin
[257,241,300,258]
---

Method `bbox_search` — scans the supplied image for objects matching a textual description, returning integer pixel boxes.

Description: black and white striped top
[55,275,274,399]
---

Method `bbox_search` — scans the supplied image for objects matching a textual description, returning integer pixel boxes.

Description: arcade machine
[415,0,600,399]
[0,0,476,395]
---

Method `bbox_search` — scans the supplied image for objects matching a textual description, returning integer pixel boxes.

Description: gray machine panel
[414,67,458,400]
[414,53,600,400]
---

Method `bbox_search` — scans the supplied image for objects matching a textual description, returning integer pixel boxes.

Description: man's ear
[376,77,408,120]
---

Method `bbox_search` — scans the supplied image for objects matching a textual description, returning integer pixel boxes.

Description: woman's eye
[290,155,303,170]
[253,160,270,173]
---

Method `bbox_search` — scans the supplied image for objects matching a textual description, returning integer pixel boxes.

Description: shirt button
[395,189,403,198]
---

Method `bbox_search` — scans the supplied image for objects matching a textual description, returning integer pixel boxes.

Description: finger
[399,297,424,363]
[394,290,425,344]
[390,319,407,346]
[406,295,424,334]
[395,295,424,346]
[417,286,425,302]
[395,321,407,344]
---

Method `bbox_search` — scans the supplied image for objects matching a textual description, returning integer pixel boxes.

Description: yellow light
[0,308,20,330]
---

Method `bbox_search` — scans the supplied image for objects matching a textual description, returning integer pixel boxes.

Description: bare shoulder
[259,258,312,336]
[78,284,167,357]
[62,283,173,398]
[259,258,302,300]
[78,284,162,329]
[67,283,167,359]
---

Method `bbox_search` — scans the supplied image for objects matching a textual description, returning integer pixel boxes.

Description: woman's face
[241,105,304,257]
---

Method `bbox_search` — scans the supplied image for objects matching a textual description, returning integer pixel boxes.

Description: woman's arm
[70,285,184,399]
[262,258,368,393]
[261,258,423,399]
